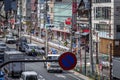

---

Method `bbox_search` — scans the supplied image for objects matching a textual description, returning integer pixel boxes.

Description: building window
[95,23,110,32]
[117,25,120,32]
[93,0,111,3]
[94,7,111,20]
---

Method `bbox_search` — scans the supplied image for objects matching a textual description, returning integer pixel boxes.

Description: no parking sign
[58,52,77,70]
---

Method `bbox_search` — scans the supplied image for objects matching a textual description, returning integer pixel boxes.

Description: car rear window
[26,75,37,80]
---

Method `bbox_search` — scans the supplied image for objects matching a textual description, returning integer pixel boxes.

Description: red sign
[59,52,77,70]
[65,18,72,25]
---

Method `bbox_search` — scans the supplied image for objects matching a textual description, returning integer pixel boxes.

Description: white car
[5,35,16,44]
[101,61,110,68]
[44,54,63,73]
[20,71,38,80]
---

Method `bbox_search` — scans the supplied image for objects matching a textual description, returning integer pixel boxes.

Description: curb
[69,70,91,80]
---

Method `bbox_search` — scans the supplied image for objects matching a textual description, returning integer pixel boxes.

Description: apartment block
[92,0,120,56]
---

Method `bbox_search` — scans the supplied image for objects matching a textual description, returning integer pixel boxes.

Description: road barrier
[23,35,70,52]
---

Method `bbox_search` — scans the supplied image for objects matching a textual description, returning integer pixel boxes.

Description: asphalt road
[25,62,84,80]
[0,37,86,80]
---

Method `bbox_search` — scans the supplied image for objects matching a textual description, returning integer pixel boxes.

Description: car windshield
[7,36,14,39]
[29,46,38,49]
[47,56,59,60]
[37,47,41,50]
[26,75,37,80]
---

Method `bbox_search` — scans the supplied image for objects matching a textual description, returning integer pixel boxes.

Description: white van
[44,54,63,73]
[20,71,38,80]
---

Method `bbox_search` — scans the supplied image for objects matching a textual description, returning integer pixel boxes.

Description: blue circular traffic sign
[58,52,77,70]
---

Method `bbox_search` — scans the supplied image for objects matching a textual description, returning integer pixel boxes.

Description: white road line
[67,74,81,80]
[39,75,43,78]
[38,75,45,80]
[54,74,66,79]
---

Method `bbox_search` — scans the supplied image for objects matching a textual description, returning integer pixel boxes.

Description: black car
[16,36,27,51]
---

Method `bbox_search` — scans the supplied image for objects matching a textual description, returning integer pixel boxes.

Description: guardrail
[23,35,70,52]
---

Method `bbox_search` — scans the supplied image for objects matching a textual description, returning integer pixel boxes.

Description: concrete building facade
[92,0,120,56]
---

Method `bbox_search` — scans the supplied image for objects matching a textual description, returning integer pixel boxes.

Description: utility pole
[95,32,100,80]
[109,43,112,80]
[37,0,41,38]
[84,44,87,75]
[45,0,48,57]
[89,0,94,75]
[71,0,77,52]
[19,0,22,38]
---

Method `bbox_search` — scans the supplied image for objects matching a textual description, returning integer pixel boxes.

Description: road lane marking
[54,74,66,79]
[38,75,45,80]
[67,74,82,80]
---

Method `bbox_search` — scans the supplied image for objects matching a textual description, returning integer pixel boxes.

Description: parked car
[5,35,16,44]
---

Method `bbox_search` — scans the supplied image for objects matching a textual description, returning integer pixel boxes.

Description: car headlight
[47,63,51,67]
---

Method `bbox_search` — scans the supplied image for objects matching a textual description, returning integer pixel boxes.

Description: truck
[112,57,120,80]
[4,51,25,78]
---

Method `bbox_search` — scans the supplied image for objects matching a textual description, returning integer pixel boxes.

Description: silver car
[25,43,44,56]
[5,35,16,44]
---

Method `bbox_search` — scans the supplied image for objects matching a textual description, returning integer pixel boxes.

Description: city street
[25,62,84,80]
[0,37,89,80]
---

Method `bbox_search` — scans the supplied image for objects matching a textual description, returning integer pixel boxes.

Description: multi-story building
[51,0,72,41]
[21,0,37,33]
[92,0,120,56]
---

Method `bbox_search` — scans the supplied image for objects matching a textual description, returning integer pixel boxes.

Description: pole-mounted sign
[58,52,77,70]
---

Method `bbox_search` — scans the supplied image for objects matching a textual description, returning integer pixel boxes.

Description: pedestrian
[31,48,36,56]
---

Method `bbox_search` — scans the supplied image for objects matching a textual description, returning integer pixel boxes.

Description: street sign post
[58,52,77,70]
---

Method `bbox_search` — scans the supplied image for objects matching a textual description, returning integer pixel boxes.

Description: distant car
[18,42,27,52]
[25,44,45,56]
[48,48,58,54]
[16,36,27,51]
[43,54,62,73]
[24,43,38,56]
[36,46,45,55]
[101,61,110,68]
[5,35,16,44]
[12,30,18,37]
[0,42,8,52]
